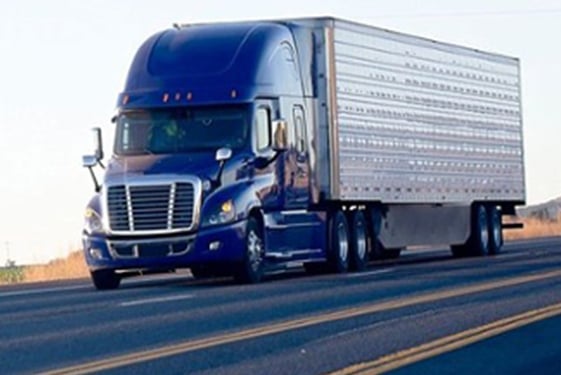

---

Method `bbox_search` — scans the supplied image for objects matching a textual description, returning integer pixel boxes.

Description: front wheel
[91,269,121,290]
[234,217,265,284]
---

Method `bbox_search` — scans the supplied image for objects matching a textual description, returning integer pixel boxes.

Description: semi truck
[82,17,525,290]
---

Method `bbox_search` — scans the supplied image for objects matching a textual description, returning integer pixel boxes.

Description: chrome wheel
[247,229,264,273]
[235,217,265,283]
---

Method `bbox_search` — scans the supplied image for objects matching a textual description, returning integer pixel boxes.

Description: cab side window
[255,107,271,151]
[293,105,307,154]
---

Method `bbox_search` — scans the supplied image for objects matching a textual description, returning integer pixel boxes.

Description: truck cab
[82,21,325,289]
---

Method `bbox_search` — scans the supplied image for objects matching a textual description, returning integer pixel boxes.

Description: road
[2,237,561,374]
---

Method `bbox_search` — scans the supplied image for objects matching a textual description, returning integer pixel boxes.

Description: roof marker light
[231,89,237,98]
[175,93,181,101]
[122,95,129,105]
[186,92,193,101]
[163,93,169,103]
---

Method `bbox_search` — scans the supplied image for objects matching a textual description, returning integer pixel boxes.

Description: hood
[103,151,252,186]
[105,153,220,180]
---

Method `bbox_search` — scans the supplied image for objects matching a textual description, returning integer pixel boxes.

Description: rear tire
[349,211,369,271]
[469,204,490,256]
[91,269,120,290]
[451,204,490,257]
[328,210,350,273]
[488,206,503,255]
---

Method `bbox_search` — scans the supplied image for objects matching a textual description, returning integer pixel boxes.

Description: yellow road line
[332,302,561,374]
[43,269,561,375]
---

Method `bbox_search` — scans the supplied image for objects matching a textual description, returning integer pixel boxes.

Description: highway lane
[1,237,561,374]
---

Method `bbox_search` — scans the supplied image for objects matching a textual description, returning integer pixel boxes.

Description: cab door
[285,105,310,209]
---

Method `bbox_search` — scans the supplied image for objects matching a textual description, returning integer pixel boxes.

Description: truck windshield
[114,105,249,155]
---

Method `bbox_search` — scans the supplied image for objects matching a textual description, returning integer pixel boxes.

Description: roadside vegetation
[504,214,561,241]
[0,251,89,285]
[1,215,560,285]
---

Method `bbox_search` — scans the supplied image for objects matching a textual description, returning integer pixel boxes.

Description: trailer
[82,17,524,289]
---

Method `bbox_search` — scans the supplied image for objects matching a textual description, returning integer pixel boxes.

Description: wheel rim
[337,221,349,262]
[355,217,367,260]
[247,229,263,272]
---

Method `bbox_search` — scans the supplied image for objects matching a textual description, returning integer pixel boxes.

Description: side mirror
[82,127,104,168]
[92,127,104,161]
[82,155,98,168]
[215,147,232,162]
[272,119,288,152]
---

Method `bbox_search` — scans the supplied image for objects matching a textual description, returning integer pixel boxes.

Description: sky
[1,0,560,265]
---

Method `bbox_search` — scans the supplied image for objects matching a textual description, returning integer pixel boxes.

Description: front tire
[91,269,121,290]
[234,217,265,284]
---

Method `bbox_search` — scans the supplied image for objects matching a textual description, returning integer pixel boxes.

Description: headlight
[84,208,104,234]
[202,199,236,227]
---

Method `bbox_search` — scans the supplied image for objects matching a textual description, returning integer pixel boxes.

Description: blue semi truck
[82,17,525,289]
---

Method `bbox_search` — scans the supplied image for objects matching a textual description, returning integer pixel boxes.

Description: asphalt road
[2,237,561,375]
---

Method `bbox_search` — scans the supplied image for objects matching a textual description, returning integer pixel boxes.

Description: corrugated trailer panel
[330,19,525,203]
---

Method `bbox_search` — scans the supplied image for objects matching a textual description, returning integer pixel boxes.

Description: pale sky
[1,0,560,265]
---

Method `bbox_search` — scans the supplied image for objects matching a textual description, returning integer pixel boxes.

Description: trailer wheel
[488,206,503,255]
[235,216,265,283]
[468,205,490,256]
[328,210,350,273]
[451,205,490,257]
[349,211,368,271]
[91,269,121,290]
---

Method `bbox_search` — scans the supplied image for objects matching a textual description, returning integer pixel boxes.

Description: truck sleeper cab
[82,18,525,290]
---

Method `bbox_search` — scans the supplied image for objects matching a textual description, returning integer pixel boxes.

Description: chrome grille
[107,182,195,233]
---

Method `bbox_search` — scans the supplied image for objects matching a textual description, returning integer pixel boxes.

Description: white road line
[119,294,195,307]
[0,284,89,298]
[495,252,527,259]
[343,269,394,278]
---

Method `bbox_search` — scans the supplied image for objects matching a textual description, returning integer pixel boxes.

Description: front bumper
[83,219,247,271]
